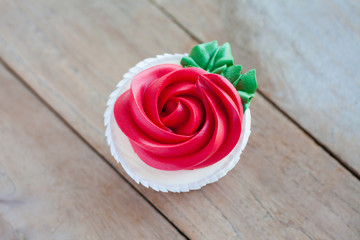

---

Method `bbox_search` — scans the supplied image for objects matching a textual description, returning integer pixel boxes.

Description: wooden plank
[153,0,360,175]
[0,0,359,239]
[0,65,184,239]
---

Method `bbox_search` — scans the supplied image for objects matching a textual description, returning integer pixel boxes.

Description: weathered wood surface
[0,0,359,239]
[0,64,184,239]
[153,0,360,175]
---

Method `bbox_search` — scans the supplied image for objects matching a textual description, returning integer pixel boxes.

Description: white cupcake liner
[104,54,251,192]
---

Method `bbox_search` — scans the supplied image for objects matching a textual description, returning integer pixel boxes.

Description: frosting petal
[114,64,243,170]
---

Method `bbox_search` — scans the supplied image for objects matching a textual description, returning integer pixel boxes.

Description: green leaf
[180,56,200,68]
[188,41,218,69]
[222,65,242,84]
[208,42,233,72]
[181,41,233,74]
[236,69,257,93]
[211,65,227,74]
[236,70,257,112]
[238,91,254,111]
[237,91,254,104]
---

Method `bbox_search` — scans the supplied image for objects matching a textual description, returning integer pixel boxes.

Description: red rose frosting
[114,64,243,170]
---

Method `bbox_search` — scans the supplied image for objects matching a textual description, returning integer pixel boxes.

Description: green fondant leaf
[236,69,257,93]
[181,41,233,74]
[180,56,200,68]
[209,42,233,73]
[188,41,218,69]
[222,65,242,84]
[238,91,254,113]
[237,91,254,104]
[236,70,257,112]
[211,65,227,74]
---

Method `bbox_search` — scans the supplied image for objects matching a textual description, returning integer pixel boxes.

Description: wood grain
[153,0,360,175]
[0,0,359,239]
[0,64,184,239]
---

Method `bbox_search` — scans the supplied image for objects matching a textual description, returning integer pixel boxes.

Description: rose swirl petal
[114,64,243,170]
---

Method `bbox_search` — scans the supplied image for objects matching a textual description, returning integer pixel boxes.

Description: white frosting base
[104,54,251,192]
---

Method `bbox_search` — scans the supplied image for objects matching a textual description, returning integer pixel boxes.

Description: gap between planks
[148,0,360,182]
[0,57,191,240]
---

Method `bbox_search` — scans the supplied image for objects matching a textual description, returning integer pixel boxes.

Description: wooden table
[0,0,359,239]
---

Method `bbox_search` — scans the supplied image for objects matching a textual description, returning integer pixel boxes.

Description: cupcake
[105,41,257,192]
